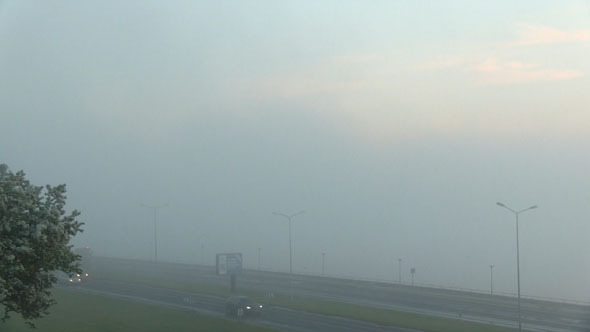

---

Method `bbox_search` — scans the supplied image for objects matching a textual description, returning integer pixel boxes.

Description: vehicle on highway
[225,296,263,318]
[55,271,90,285]
[69,272,90,283]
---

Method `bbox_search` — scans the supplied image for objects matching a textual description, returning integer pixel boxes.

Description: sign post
[216,253,242,293]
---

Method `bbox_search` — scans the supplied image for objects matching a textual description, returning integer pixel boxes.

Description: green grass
[263,294,518,332]
[1,288,278,332]
[90,268,232,296]
[92,269,519,332]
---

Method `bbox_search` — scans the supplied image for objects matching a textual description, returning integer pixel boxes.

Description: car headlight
[85,273,89,277]
[259,305,263,308]
[245,306,251,310]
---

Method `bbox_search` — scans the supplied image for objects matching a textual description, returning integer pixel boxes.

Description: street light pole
[273,211,305,298]
[258,247,261,271]
[273,211,305,274]
[141,203,168,263]
[398,258,402,284]
[322,252,326,276]
[496,202,537,331]
[201,243,205,265]
[490,264,494,296]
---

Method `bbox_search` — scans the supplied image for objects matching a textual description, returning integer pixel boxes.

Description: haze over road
[2,1,590,304]
[91,257,590,332]
[74,278,420,332]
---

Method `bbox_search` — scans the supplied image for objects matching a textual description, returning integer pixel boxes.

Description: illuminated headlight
[69,279,73,282]
[77,274,80,277]
[85,273,89,277]
[259,305,263,308]
[245,306,251,310]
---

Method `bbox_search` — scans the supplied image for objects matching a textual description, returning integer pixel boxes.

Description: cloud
[472,60,538,73]
[415,56,465,71]
[419,56,583,84]
[514,23,590,45]
[416,22,589,84]
[470,58,583,84]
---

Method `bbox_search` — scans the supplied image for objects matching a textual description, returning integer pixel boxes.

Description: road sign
[216,253,242,275]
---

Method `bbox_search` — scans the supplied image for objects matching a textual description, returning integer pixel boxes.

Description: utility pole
[141,203,168,263]
[411,267,416,286]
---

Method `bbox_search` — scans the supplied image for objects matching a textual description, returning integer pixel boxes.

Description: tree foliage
[0,164,83,326]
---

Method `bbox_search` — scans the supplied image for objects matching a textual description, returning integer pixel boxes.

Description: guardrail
[253,265,590,306]
[93,255,590,306]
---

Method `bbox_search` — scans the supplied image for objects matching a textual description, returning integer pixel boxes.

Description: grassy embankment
[93,268,519,332]
[1,288,278,332]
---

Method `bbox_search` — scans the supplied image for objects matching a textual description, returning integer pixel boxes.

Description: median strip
[90,270,519,332]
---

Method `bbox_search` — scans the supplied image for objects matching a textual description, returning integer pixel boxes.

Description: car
[55,271,90,285]
[225,296,263,318]
[68,272,90,283]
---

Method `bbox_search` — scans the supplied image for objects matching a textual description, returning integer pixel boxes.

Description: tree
[0,164,83,326]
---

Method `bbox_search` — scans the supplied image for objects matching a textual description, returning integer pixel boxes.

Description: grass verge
[1,288,278,332]
[92,268,518,332]
[265,294,518,332]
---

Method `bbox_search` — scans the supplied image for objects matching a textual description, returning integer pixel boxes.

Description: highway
[90,257,590,331]
[73,278,419,332]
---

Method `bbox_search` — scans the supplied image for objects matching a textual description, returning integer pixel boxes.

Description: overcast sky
[1,1,590,301]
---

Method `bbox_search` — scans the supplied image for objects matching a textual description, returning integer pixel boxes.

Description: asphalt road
[90,257,590,331]
[73,278,419,332]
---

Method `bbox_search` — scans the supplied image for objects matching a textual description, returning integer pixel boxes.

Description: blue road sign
[216,253,242,275]
[226,253,242,275]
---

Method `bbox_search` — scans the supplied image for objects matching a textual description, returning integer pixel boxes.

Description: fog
[1,1,590,302]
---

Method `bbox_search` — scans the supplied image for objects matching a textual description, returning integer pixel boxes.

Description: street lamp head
[292,210,306,218]
[529,205,538,210]
[496,202,505,207]
[274,211,305,219]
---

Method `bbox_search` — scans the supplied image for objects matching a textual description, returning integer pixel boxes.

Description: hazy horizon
[1,1,589,302]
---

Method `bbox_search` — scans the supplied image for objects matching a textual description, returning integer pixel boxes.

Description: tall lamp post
[273,211,305,298]
[321,252,326,276]
[141,203,168,263]
[272,211,305,274]
[489,264,494,296]
[398,258,402,284]
[200,243,205,265]
[496,202,537,331]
